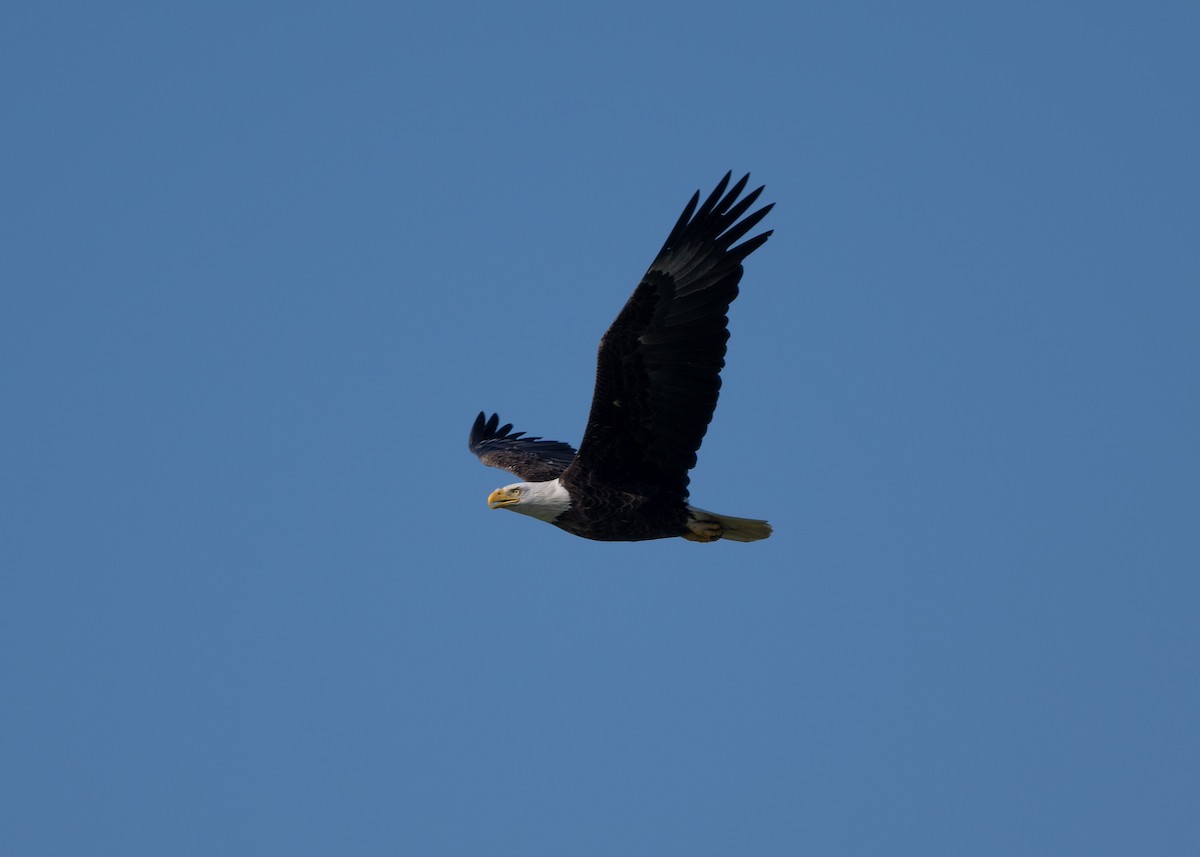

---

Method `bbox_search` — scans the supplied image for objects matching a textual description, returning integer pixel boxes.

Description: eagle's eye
[511,487,522,495]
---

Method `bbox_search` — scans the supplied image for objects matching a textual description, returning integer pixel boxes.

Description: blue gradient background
[3,2,1197,854]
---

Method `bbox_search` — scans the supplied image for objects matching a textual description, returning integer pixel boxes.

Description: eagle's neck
[519,478,573,522]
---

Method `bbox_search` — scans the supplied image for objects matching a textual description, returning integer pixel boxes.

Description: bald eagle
[469,173,773,543]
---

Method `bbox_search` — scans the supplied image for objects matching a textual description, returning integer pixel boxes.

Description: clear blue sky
[3,2,1197,855]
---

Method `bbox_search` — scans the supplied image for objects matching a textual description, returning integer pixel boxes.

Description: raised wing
[469,412,578,483]
[566,172,772,496]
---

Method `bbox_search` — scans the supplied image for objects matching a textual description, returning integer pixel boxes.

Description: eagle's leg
[683,517,723,543]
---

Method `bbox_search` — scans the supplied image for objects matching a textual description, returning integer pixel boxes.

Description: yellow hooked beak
[488,487,520,509]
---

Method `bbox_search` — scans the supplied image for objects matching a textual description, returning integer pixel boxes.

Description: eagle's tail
[685,506,773,543]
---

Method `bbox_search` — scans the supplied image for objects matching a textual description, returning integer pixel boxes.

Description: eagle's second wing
[469,412,578,482]
[567,173,773,495]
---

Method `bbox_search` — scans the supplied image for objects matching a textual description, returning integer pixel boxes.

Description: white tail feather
[686,506,773,542]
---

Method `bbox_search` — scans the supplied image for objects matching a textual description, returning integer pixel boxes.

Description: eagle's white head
[487,479,572,522]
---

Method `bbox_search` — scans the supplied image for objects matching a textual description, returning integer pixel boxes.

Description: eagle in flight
[469,172,773,543]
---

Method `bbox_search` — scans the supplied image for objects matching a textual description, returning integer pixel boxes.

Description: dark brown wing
[469,412,578,482]
[563,173,772,496]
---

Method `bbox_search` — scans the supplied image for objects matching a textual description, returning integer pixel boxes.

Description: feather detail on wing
[469,412,578,482]
[566,172,773,494]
